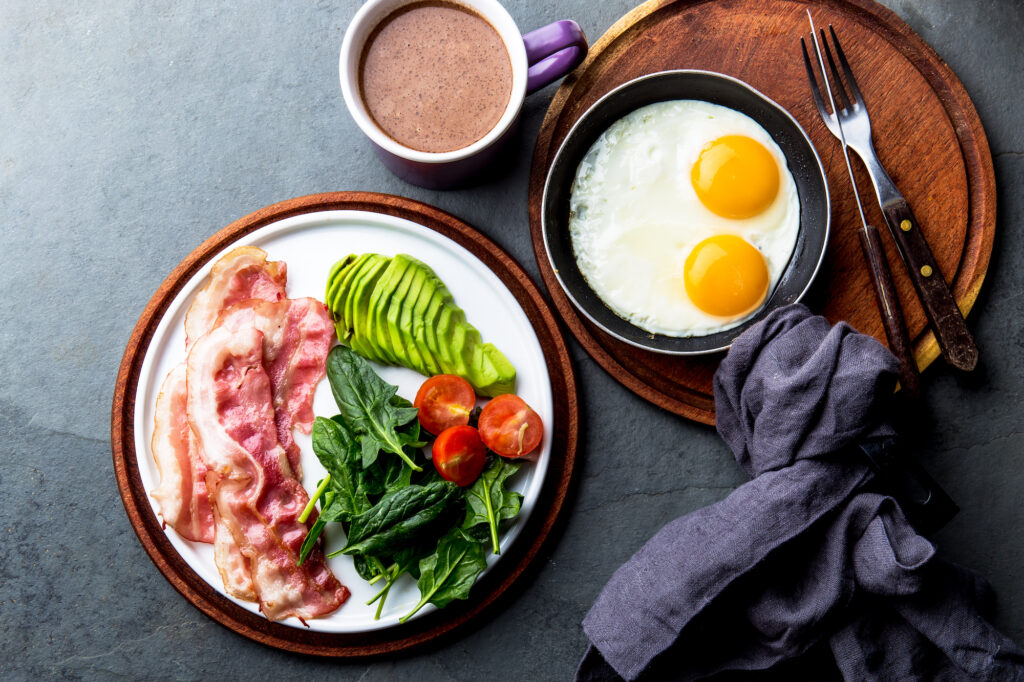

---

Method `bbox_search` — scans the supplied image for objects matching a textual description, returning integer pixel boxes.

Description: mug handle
[523,20,588,95]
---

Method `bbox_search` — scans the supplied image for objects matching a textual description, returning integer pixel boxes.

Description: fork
[803,24,978,372]
[802,21,920,399]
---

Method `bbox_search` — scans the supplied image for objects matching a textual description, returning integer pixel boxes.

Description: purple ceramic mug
[340,0,587,189]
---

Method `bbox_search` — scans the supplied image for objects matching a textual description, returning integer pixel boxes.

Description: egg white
[568,99,800,337]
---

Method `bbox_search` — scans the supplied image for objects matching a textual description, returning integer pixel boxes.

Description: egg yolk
[683,235,770,317]
[691,135,780,219]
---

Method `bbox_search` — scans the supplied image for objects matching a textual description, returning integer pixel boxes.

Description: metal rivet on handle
[900,219,912,231]
[921,265,933,277]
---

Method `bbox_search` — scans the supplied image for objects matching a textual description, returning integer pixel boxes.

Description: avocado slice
[433,305,455,374]
[351,256,390,363]
[467,343,494,394]
[325,252,517,394]
[329,253,373,351]
[329,253,372,325]
[479,343,517,396]
[326,254,357,306]
[466,342,514,398]
[412,263,455,372]
[333,255,368,352]
[420,285,452,373]
[395,263,431,374]
[405,266,442,375]
[443,308,470,380]
[385,261,423,373]
[343,255,376,334]
[367,256,405,365]
[326,254,361,319]
[447,318,517,397]
[344,255,389,362]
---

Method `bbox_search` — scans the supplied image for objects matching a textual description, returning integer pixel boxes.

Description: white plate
[133,210,553,632]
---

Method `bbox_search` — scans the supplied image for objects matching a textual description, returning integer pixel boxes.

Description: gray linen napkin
[578,304,1024,681]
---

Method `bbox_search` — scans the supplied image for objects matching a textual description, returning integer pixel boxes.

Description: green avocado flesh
[406,258,442,376]
[326,254,362,315]
[420,286,449,371]
[390,262,428,374]
[368,257,408,364]
[324,253,517,396]
[350,256,390,363]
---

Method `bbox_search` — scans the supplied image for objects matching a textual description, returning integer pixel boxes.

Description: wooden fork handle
[859,224,921,399]
[880,199,978,371]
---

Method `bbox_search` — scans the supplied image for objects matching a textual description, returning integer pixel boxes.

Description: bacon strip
[187,326,348,620]
[215,298,333,478]
[211,496,257,601]
[150,365,215,543]
[151,246,343,620]
[151,248,290,546]
[184,246,287,348]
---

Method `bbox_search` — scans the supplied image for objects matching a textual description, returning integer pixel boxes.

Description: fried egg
[568,100,800,337]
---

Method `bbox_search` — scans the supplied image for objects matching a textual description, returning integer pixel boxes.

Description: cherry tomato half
[431,425,487,487]
[414,374,476,436]
[478,394,543,459]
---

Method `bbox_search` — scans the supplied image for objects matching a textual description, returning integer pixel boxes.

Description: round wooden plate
[528,0,995,424]
[111,192,578,656]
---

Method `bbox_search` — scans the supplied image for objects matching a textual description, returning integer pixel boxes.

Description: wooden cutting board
[527,0,995,425]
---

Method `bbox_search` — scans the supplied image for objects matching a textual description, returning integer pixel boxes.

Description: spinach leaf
[462,456,523,554]
[298,475,332,524]
[301,413,420,565]
[312,417,372,520]
[411,461,443,487]
[298,510,328,565]
[364,454,414,497]
[338,481,461,557]
[353,554,376,582]
[365,543,428,619]
[391,543,429,581]
[400,529,487,623]
[364,412,420,496]
[298,489,345,565]
[325,346,424,471]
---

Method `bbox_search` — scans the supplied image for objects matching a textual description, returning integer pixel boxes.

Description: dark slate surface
[1,1,1021,679]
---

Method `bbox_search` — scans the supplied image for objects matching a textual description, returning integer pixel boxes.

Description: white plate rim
[130,208,555,633]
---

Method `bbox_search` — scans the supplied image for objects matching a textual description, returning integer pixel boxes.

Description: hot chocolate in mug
[340,0,587,189]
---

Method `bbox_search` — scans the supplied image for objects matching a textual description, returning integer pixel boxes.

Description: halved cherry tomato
[414,374,476,436]
[478,394,543,458]
[431,425,487,487]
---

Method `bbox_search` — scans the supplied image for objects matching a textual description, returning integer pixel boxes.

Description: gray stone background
[2,0,1022,679]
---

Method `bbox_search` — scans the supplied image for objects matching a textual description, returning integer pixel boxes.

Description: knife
[805,15,921,398]
[809,21,978,372]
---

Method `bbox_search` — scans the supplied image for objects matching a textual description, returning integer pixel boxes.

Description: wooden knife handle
[858,224,921,399]
[880,199,978,371]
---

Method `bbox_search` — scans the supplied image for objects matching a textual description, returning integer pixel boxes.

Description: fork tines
[802,26,864,119]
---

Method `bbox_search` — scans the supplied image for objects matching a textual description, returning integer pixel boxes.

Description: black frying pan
[541,70,830,355]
